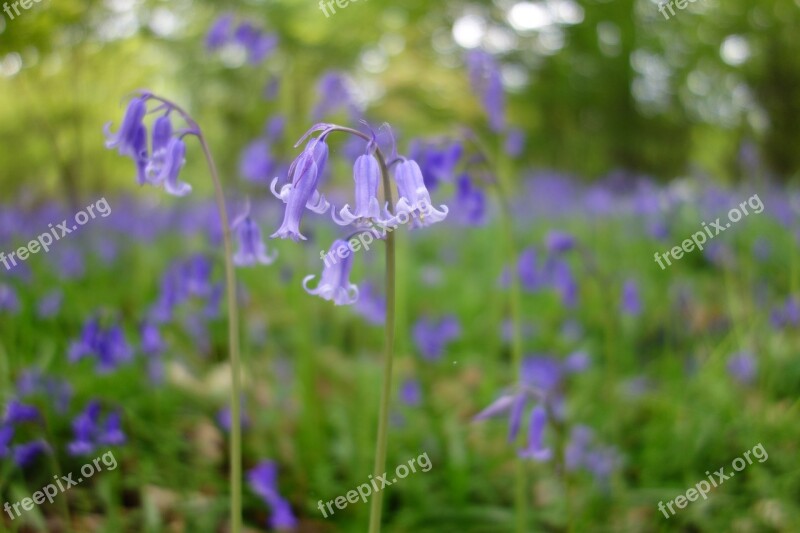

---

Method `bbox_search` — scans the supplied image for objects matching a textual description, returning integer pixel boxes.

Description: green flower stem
[197,135,243,533]
[149,94,244,533]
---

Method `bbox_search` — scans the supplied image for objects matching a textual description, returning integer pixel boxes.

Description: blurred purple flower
[0,283,20,314]
[13,440,49,468]
[68,318,134,373]
[621,279,642,317]
[412,316,460,361]
[399,378,422,406]
[231,204,278,267]
[3,400,41,425]
[205,13,234,50]
[727,351,757,384]
[353,282,386,325]
[37,290,63,318]
[504,128,525,157]
[518,405,551,461]
[247,461,298,530]
[465,50,505,132]
[545,231,575,254]
[452,174,487,226]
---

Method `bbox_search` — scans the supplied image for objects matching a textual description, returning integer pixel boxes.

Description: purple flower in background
[408,139,462,190]
[104,96,147,158]
[412,316,460,361]
[205,13,234,50]
[353,282,386,325]
[0,425,13,457]
[465,50,505,132]
[505,128,525,157]
[521,356,563,395]
[68,401,125,455]
[140,320,164,356]
[518,405,551,461]
[37,290,63,318]
[239,139,277,184]
[565,425,619,484]
[231,204,278,267]
[15,371,72,413]
[621,280,642,317]
[233,22,278,64]
[313,71,359,120]
[0,283,20,314]
[304,240,359,305]
[517,249,542,291]
[98,412,126,446]
[13,440,49,468]
[563,351,591,373]
[545,231,575,254]
[68,318,134,373]
[217,405,250,433]
[727,351,757,384]
[3,400,41,425]
[548,259,578,307]
[399,378,422,406]
[770,296,800,329]
[452,174,486,226]
[247,461,298,530]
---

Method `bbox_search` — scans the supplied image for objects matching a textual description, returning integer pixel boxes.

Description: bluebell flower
[391,158,448,227]
[68,318,134,373]
[452,174,486,226]
[3,400,41,424]
[770,296,800,329]
[13,440,49,468]
[105,94,193,196]
[518,405,552,461]
[332,153,387,226]
[353,282,386,325]
[239,139,277,184]
[408,139,462,190]
[465,50,505,132]
[205,13,234,50]
[399,378,422,406]
[231,203,277,267]
[548,259,578,307]
[271,137,331,241]
[303,240,359,305]
[104,96,147,158]
[68,401,125,455]
[37,290,63,318]
[216,404,250,433]
[140,320,164,356]
[621,280,641,317]
[0,283,19,314]
[233,22,278,64]
[98,412,126,446]
[727,351,757,384]
[0,424,13,458]
[247,461,298,530]
[412,316,461,361]
[312,71,359,120]
[504,128,525,157]
[545,231,575,254]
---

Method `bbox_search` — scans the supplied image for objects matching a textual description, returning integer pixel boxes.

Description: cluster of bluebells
[69,317,134,374]
[565,425,621,485]
[474,352,594,464]
[270,122,449,306]
[247,461,298,530]
[504,230,579,308]
[104,93,193,197]
[1,400,49,468]
[205,14,278,65]
[68,401,126,456]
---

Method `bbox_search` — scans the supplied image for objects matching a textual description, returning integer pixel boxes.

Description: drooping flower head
[332,140,388,227]
[104,92,194,196]
[391,158,449,228]
[303,239,359,305]
[231,202,277,267]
